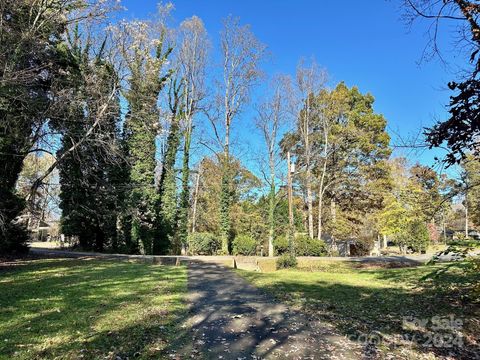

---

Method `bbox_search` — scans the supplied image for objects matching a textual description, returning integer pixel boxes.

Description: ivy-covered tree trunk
[124,39,171,255]
[154,111,182,255]
[220,160,232,255]
[114,138,134,253]
[177,126,192,253]
[124,106,158,255]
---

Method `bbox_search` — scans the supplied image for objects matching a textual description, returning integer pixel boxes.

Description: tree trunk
[329,197,337,256]
[268,159,275,257]
[220,115,231,254]
[465,193,469,238]
[442,210,447,243]
[317,159,328,240]
[191,163,202,233]
[177,125,192,254]
[317,185,324,240]
[317,120,329,240]
[302,95,314,239]
[331,198,337,222]
[306,167,314,238]
[155,110,181,255]
[94,224,105,252]
[287,151,294,254]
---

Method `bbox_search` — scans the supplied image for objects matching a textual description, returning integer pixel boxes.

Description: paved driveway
[180,261,365,359]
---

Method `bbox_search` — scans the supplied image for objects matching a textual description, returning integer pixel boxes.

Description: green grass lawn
[0,258,188,360]
[239,262,480,358]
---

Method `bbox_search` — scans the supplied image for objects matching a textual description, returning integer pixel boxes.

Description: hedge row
[187,232,327,256]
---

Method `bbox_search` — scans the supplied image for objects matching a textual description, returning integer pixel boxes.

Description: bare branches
[177,15,209,123]
[28,84,119,199]
[293,58,328,238]
[405,0,464,21]
[403,0,480,65]
[255,74,292,184]
[219,16,267,152]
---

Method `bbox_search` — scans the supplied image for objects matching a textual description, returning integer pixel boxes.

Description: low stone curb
[29,247,443,272]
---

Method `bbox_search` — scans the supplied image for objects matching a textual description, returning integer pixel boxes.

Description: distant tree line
[1,0,479,256]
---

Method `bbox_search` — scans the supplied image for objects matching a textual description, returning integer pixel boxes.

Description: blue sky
[120,0,464,172]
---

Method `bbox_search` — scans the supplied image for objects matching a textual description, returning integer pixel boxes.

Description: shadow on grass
[171,262,368,359]
[0,258,189,360]
[240,264,480,359]
[3,257,478,359]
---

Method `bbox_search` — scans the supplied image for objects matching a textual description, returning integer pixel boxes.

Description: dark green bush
[276,253,297,269]
[294,234,326,256]
[273,235,289,255]
[187,232,220,255]
[232,234,258,256]
[274,234,326,256]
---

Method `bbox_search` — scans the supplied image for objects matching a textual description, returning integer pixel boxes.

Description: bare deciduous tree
[294,59,327,239]
[176,15,209,242]
[209,16,266,254]
[256,75,291,256]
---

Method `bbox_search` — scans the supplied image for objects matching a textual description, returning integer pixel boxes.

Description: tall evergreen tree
[121,21,172,254]
[177,124,192,251]
[154,78,183,254]
[57,31,122,252]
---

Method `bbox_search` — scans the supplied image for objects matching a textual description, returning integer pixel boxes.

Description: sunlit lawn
[239,262,480,358]
[0,258,188,360]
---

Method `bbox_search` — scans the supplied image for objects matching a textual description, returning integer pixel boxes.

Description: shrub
[0,192,29,256]
[396,220,430,253]
[448,239,480,248]
[350,234,375,256]
[274,234,326,256]
[408,220,430,253]
[276,253,297,269]
[232,234,258,256]
[294,234,326,256]
[187,232,220,255]
[273,235,289,255]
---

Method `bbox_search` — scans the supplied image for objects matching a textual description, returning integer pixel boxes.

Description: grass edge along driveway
[238,261,480,359]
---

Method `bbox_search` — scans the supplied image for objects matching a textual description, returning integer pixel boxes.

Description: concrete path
[181,261,364,360]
